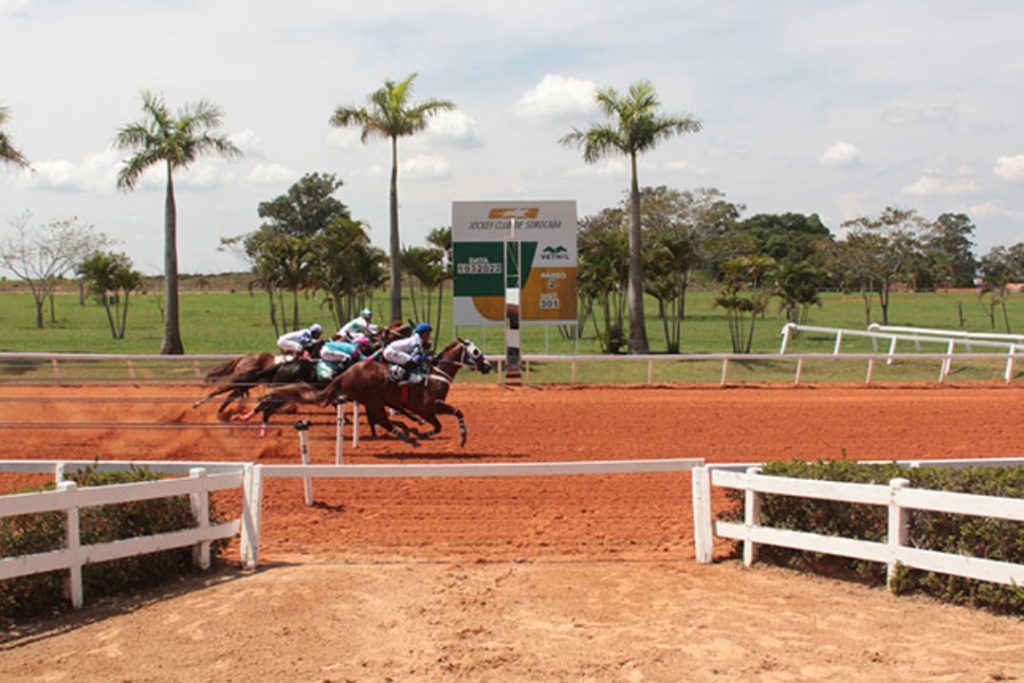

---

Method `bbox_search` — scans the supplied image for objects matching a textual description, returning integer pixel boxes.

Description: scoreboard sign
[452,201,578,326]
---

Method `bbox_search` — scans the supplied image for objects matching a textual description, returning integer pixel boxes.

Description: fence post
[720,358,730,385]
[570,359,577,385]
[189,467,211,571]
[939,340,955,382]
[335,403,344,465]
[832,330,844,355]
[886,336,898,366]
[54,462,66,483]
[240,464,264,569]
[865,357,875,384]
[793,358,804,385]
[352,402,360,449]
[51,358,61,385]
[126,359,137,382]
[58,481,83,609]
[868,323,879,353]
[193,360,203,380]
[295,420,313,506]
[647,358,654,385]
[779,323,793,354]
[692,466,715,564]
[743,467,762,567]
[525,358,530,383]
[1005,344,1016,384]
[887,477,910,591]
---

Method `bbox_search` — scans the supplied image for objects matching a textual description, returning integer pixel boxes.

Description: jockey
[382,322,432,384]
[276,323,322,359]
[336,308,379,342]
[316,335,373,382]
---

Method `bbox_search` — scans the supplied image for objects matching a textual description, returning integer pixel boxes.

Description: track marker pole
[294,421,313,505]
[352,402,360,448]
[335,403,344,465]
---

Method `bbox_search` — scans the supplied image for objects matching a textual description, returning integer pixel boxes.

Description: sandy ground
[1,383,1023,680]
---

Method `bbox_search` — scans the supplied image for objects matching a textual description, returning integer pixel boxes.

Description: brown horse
[246,338,491,446]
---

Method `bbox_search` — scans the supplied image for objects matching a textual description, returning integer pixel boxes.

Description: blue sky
[1,0,1022,275]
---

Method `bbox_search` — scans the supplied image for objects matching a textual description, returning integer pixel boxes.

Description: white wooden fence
[0,463,244,609]
[779,323,1023,382]
[692,458,1024,590]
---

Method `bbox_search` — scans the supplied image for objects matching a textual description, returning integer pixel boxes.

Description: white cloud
[0,0,32,15]
[994,154,1024,182]
[402,155,450,180]
[247,163,295,185]
[820,141,861,168]
[425,110,481,148]
[327,128,362,149]
[515,74,597,122]
[902,175,980,197]
[966,201,1012,218]
[16,150,121,193]
[177,159,234,190]
[229,129,263,156]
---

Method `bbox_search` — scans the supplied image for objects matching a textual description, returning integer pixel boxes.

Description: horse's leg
[368,402,417,445]
[433,401,467,447]
[193,382,235,409]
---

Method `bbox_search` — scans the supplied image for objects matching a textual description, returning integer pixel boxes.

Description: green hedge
[0,465,226,621]
[724,460,1024,615]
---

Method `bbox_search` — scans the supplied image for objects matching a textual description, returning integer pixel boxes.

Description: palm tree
[114,91,241,353]
[329,73,454,323]
[0,105,29,168]
[561,81,701,353]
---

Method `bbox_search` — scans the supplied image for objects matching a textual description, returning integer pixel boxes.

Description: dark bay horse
[246,338,491,446]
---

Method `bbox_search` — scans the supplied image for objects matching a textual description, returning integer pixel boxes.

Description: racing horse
[191,339,327,415]
[245,338,491,447]
[192,320,411,415]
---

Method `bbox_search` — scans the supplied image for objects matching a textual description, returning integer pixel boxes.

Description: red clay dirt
[0,383,1021,561]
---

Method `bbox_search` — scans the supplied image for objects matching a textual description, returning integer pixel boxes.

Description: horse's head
[456,337,492,374]
[380,321,412,344]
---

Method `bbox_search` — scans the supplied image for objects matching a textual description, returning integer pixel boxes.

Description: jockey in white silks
[336,308,378,342]
[382,322,432,384]
[276,323,322,358]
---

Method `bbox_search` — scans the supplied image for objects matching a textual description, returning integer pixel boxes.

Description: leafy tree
[426,226,453,336]
[330,74,455,322]
[401,245,446,334]
[0,104,28,168]
[78,251,142,339]
[0,213,110,328]
[840,207,926,324]
[311,217,386,329]
[561,81,702,353]
[256,172,348,237]
[978,246,1016,332]
[577,208,629,352]
[114,91,242,354]
[714,256,773,354]
[734,213,832,265]
[924,213,978,289]
[770,261,827,325]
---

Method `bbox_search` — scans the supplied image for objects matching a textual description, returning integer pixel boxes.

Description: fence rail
[0,466,244,609]
[694,461,1024,590]
[3,349,1023,387]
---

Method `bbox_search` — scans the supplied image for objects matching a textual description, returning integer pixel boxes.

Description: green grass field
[1,286,1021,385]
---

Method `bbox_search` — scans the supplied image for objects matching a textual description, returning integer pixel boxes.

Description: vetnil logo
[540,245,569,261]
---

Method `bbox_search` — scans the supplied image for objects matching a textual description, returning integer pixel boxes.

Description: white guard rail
[779,323,1023,382]
[0,464,244,609]
[4,349,1022,387]
[692,458,1024,591]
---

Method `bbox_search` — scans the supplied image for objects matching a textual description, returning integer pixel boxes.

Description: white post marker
[189,468,211,570]
[295,421,314,506]
[352,402,360,449]
[743,466,763,567]
[334,403,344,465]
[504,217,522,385]
[58,481,83,609]
[887,477,910,590]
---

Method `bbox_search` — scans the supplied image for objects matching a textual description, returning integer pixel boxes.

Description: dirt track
[2,383,1023,680]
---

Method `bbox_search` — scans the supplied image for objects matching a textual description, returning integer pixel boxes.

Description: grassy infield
[0,286,1021,385]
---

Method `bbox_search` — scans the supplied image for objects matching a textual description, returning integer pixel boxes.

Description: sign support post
[505,218,522,385]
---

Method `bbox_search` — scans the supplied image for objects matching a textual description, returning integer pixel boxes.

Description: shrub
[724,460,1024,615]
[0,465,226,620]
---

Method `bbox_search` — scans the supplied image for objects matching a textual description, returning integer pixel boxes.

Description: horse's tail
[204,357,242,383]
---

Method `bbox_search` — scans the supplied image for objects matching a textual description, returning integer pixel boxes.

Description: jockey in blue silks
[382,322,432,384]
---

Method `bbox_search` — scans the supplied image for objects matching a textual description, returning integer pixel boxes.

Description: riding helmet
[361,308,372,318]
[310,323,323,336]
[415,322,432,334]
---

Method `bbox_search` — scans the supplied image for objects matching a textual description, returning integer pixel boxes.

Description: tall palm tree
[561,81,701,353]
[329,73,454,323]
[0,105,29,168]
[114,91,241,354]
